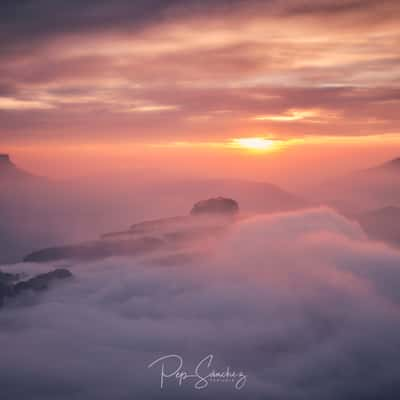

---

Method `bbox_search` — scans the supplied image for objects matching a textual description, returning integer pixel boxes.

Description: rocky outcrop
[23,198,240,263]
[0,270,19,306]
[102,216,188,239]
[354,206,400,246]
[0,153,34,181]
[190,197,239,216]
[0,154,11,163]
[13,269,72,293]
[24,237,164,262]
[0,270,20,283]
[0,268,72,308]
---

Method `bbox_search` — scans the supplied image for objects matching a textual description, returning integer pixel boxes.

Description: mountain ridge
[0,153,38,182]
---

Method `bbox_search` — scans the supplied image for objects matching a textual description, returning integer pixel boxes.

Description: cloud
[120,104,180,113]
[1,1,398,48]
[252,108,340,123]
[0,97,55,111]
[0,0,399,143]
[1,208,400,399]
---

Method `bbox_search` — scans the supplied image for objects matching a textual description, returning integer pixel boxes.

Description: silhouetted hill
[0,155,111,264]
[370,157,400,173]
[355,206,400,246]
[0,154,38,182]
[157,179,309,215]
[0,268,72,308]
[0,156,309,264]
[24,197,239,263]
[311,157,400,213]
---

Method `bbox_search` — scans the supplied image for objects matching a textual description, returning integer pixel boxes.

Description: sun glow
[230,137,280,152]
[253,109,325,123]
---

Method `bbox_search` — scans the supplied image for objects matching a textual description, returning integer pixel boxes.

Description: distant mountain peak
[0,153,35,181]
[0,153,12,164]
[359,157,400,176]
[0,153,16,172]
[386,157,400,165]
[377,157,400,170]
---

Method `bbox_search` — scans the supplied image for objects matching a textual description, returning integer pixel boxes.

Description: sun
[230,137,279,152]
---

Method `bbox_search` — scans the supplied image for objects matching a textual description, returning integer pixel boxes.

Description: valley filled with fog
[2,155,400,399]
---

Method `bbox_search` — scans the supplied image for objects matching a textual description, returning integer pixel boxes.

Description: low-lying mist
[0,173,307,264]
[1,208,400,399]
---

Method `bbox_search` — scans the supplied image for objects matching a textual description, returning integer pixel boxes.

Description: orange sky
[3,134,400,192]
[0,0,399,187]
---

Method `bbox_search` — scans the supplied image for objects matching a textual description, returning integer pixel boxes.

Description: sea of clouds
[1,208,400,399]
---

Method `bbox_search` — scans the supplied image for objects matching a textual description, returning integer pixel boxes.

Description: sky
[1,0,400,184]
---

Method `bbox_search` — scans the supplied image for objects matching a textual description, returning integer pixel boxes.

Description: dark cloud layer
[0,0,249,49]
[1,0,397,46]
